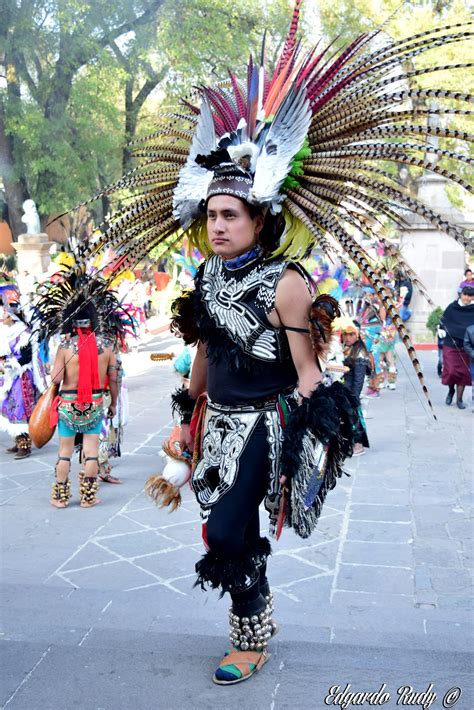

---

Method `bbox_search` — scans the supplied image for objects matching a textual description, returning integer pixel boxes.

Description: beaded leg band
[51,456,72,508]
[213,598,274,685]
[14,433,32,459]
[229,595,275,652]
[51,480,72,507]
[79,460,100,507]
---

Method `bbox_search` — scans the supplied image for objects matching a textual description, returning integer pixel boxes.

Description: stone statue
[21,199,41,234]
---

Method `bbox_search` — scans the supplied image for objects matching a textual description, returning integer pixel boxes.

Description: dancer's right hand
[180,423,194,454]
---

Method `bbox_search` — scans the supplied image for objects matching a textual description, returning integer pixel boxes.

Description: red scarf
[77,328,100,404]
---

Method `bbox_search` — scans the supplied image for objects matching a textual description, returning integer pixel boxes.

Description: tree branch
[108,38,130,72]
[16,50,39,102]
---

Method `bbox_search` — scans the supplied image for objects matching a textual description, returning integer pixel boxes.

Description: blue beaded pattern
[222,245,263,271]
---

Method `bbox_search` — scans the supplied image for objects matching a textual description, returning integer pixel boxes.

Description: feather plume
[50,6,473,412]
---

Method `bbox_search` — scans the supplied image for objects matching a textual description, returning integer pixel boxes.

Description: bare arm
[180,341,207,452]
[187,341,208,399]
[274,269,323,398]
[107,351,119,416]
[50,346,66,385]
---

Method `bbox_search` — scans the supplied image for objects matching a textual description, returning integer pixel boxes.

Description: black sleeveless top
[195,254,308,405]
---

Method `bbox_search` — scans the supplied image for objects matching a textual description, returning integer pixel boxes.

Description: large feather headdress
[32,266,134,346]
[64,0,473,413]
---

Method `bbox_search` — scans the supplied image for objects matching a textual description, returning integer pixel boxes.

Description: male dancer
[169,169,355,684]
[49,304,119,508]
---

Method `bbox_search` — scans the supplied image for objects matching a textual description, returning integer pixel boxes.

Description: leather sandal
[213,649,269,685]
[98,468,122,484]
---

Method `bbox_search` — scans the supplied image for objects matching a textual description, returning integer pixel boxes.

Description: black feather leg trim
[194,537,271,596]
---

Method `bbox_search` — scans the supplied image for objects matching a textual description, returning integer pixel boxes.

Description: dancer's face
[342,331,358,346]
[207,195,263,260]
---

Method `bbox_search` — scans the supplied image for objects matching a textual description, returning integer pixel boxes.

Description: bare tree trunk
[0,103,29,240]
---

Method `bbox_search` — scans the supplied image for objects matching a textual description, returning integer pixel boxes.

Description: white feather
[250,84,311,207]
[162,458,192,488]
[227,142,260,172]
[173,96,216,227]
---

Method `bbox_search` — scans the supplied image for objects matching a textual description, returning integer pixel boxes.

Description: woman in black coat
[441,287,474,409]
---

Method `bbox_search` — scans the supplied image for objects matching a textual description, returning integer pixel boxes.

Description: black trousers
[206,418,270,557]
[197,418,271,612]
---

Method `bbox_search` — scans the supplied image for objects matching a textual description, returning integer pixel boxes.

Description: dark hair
[246,203,286,255]
[461,286,474,297]
[61,300,99,335]
[465,268,472,275]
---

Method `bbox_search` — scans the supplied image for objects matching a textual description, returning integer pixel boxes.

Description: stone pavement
[1,335,472,710]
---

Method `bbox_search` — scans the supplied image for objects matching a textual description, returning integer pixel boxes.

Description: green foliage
[2,0,291,225]
[156,0,290,97]
[426,306,444,335]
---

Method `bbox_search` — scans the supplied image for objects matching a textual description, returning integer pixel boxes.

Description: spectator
[463,323,474,413]
[441,286,474,409]
[340,319,371,456]
[458,268,474,293]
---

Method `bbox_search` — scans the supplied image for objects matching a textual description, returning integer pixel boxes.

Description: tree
[1,0,291,238]
[1,0,166,237]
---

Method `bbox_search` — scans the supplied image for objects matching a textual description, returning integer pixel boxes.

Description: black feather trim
[170,386,196,424]
[280,382,358,539]
[194,537,271,596]
[170,289,200,345]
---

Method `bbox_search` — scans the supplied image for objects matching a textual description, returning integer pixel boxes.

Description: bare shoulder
[58,335,74,351]
[276,266,312,306]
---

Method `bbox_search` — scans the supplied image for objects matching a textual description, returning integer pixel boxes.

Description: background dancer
[49,303,119,508]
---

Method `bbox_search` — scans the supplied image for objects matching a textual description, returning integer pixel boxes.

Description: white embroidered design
[192,409,259,507]
[201,255,287,361]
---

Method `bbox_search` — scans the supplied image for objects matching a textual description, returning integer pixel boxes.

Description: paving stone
[289,539,339,569]
[60,541,123,573]
[269,552,333,588]
[446,519,474,541]
[134,545,200,580]
[343,541,413,567]
[94,514,149,537]
[436,595,474,612]
[331,590,415,609]
[350,488,409,505]
[414,520,450,540]
[426,567,473,595]
[346,520,412,544]
[274,574,334,606]
[1,342,472,709]
[350,504,411,522]
[62,560,160,591]
[413,541,463,568]
[337,563,413,595]
[0,641,52,707]
[96,529,184,558]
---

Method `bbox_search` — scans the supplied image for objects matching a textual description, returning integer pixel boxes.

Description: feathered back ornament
[309,294,341,362]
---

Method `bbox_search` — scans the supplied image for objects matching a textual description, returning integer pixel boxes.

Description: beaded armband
[171,386,197,425]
